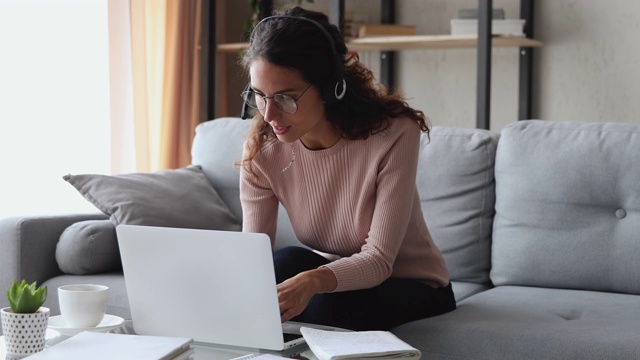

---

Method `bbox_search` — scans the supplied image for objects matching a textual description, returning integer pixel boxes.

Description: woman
[239,6,455,331]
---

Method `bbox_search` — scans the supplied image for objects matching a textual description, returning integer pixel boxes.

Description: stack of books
[451,8,525,37]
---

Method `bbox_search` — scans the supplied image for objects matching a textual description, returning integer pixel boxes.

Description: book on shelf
[450,19,526,36]
[451,7,525,37]
[27,331,194,360]
[358,24,417,38]
[300,327,421,360]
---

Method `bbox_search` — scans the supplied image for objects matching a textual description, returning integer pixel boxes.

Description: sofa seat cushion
[392,286,640,360]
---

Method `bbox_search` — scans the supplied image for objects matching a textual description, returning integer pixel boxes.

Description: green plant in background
[6,280,47,313]
[245,0,315,39]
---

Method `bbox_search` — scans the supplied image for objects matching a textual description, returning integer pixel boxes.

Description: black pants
[273,246,456,331]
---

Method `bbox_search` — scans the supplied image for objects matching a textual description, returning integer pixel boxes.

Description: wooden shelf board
[349,35,542,51]
[217,42,249,53]
[216,35,542,53]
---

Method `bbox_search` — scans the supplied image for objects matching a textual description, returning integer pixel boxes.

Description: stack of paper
[300,327,421,360]
[27,331,193,360]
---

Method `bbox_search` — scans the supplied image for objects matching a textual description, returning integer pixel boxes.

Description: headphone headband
[251,15,339,59]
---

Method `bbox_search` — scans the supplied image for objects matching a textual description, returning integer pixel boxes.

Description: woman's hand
[277,267,337,323]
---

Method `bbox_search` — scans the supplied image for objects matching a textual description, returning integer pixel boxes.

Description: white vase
[1,307,50,356]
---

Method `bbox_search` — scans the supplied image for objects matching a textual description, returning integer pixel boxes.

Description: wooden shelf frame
[351,34,542,51]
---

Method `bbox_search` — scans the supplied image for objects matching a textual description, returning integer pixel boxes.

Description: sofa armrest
[0,213,108,308]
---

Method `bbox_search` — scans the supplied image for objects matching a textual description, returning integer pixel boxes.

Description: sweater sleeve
[323,122,422,292]
[239,143,279,249]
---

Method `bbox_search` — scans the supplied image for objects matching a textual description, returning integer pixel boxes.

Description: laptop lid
[116,224,301,351]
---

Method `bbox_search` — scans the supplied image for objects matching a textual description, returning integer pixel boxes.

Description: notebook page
[300,327,421,360]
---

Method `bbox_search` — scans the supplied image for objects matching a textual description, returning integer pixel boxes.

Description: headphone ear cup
[321,74,347,103]
[240,82,251,119]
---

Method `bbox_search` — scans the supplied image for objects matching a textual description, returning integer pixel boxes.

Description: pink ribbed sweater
[240,117,450,292]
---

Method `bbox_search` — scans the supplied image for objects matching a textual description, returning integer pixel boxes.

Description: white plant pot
[1,307,50,356]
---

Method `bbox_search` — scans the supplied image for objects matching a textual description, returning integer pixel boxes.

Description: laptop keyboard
[283,332,304,343]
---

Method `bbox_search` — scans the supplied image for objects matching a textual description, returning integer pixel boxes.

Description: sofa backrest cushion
[492,120,640,294]
[418,126,500,285]
[191,118,300,249]
[191,118,250,221]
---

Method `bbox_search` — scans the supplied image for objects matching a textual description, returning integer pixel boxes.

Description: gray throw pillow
[59,165,242,275]
[56,220,121,275]
[63,165,241,231]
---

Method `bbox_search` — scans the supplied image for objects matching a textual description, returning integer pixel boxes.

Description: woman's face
[249,59,340,150]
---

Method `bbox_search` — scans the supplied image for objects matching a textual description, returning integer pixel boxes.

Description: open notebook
[116,224,305,351]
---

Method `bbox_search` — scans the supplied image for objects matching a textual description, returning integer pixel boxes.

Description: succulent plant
[6,280,48,314]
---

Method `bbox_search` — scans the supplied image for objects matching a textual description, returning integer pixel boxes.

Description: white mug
[58,284,109,328]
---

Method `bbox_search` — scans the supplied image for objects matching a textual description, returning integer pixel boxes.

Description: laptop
[116,224,306,351]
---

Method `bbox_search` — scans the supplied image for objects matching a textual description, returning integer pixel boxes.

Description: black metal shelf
[251,0,538,130]
[371,0,536,129]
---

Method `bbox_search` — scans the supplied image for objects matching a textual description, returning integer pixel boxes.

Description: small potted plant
[1,280,49,356]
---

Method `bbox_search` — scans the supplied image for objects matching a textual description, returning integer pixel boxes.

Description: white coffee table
[1,321,322,359]
[0,334,317,359]
[193,341,317,360]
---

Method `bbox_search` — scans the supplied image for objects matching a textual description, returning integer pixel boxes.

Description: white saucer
[45,328,63,347]
[48,314,125,337]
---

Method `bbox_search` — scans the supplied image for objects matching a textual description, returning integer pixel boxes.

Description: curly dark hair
[239,7,429,177]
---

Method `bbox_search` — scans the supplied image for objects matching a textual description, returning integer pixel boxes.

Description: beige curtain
[130,0,204,172]
[160,0,203,170]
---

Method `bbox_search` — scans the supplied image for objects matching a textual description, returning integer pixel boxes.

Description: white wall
[533,0,640,125]
[396,0,522,131]
[400,0,640,131]
[0,0,113,218]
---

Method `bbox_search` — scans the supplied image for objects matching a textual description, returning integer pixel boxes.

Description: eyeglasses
[240,84,312,114]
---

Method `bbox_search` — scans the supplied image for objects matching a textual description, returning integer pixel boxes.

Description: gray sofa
[2,118,639,359]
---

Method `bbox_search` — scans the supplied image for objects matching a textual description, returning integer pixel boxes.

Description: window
[0,0,130,218]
